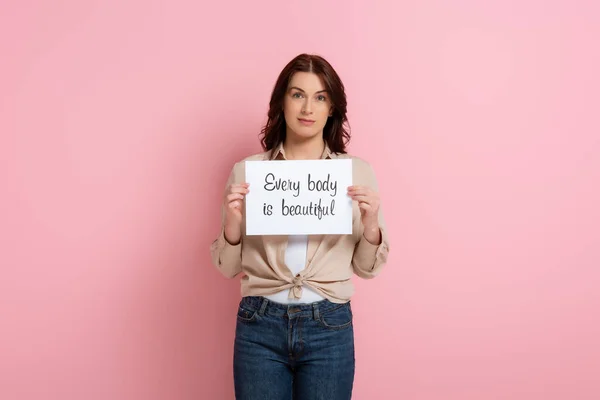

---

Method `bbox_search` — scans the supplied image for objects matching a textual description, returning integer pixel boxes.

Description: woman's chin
[289,127,322,140]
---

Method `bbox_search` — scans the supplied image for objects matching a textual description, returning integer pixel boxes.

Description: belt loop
[312,302,320,321]
[259,297,269,316]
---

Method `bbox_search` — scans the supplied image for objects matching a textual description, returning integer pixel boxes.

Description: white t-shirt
[264,235,326,304]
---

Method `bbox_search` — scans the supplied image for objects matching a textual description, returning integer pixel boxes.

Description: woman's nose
[302,101,313,114]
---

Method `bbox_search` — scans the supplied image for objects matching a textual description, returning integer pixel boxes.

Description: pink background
[1,1,599,399]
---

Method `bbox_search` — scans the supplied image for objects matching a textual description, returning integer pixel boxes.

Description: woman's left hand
[347,185,380,230]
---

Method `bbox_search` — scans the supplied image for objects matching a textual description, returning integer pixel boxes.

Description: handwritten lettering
[281,198,336,220]
[264,173,300,197]
[307,174,337,196]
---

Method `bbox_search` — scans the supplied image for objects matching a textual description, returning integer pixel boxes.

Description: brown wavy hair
[259,54,351,158]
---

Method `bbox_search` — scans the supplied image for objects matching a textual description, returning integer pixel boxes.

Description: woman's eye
[317,95,327,101]
[292,92,303,98]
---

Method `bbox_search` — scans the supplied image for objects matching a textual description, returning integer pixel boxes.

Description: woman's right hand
[223,183,250,245]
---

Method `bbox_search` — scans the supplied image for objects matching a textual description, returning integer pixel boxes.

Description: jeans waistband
[241,296,349,320]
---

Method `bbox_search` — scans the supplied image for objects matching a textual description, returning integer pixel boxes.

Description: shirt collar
[271,141,334,160]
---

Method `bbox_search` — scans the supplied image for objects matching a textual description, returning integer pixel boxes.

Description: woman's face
[283,72,333,141]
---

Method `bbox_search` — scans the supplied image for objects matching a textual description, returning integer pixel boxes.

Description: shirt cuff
[211,230,242,278]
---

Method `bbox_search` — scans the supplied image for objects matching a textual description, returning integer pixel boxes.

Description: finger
[358,202,372,211]
[229,183,250,190]
[358,202,377,214]
[230,186,250,194]
[359,200,380,212]
[348,185,366,191]
[352,194,379,204]
[228,200,242,209]
[351,196,380,209]
[349,193,372,201]
[348,187,373,196]
[348,185,374,191]
[226,193,245,202]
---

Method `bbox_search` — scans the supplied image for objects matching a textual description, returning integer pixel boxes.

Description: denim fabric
[233,296,355,400]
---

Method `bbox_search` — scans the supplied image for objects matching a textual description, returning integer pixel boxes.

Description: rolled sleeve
[352,226,390,278]
[351,160,391,279]
[209,163,243,279]
[210,229,242,278]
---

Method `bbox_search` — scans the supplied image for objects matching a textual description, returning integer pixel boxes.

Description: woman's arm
[349,160,390,279]
[210,163,245,278]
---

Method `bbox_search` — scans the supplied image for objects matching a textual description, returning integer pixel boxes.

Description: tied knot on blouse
[289,274,305,300]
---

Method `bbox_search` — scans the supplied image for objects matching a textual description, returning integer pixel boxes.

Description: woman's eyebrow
[289,86,328,94]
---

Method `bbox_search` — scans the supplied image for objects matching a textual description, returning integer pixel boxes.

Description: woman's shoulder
[332,153,379,185]
[230,150,270,166]
[228,150,271,174]
[239,151,270,162]
[331,152,373,169]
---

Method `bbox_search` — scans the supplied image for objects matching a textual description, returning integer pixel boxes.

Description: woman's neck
[283,135,325,160]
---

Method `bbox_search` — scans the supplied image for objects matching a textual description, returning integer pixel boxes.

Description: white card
[245,159,353,235]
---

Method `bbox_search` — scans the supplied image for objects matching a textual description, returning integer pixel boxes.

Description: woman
[210,53,390,400]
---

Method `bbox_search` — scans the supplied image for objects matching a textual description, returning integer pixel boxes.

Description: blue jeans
[233,296,355,400]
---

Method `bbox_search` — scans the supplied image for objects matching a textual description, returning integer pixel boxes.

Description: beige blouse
[210,143,390,304]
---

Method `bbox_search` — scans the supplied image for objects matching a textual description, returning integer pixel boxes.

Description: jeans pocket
[318,303,353,330]
[237,302,258,323]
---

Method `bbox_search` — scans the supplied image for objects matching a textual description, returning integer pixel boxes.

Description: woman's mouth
[298,118,315,126]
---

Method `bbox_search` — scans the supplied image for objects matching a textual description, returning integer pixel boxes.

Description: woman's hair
[259,54,350,157]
